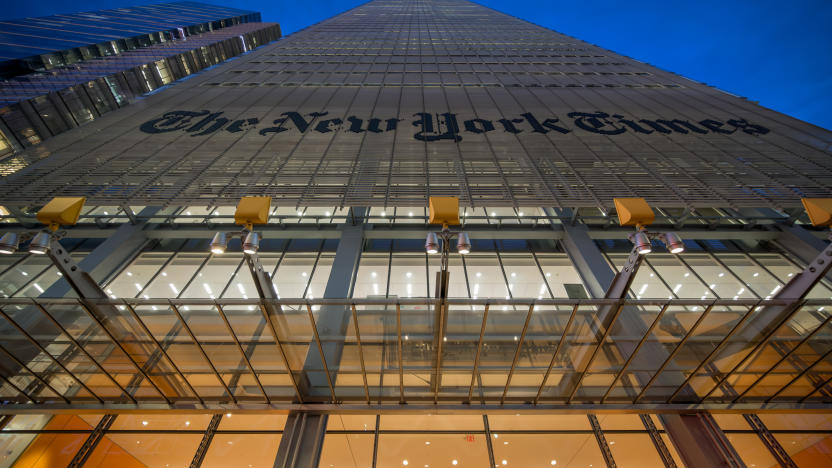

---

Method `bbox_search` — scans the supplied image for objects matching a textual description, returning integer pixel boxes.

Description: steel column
[557,221,741,467]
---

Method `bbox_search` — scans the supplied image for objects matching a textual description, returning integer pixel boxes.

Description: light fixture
[0,233,19,254]
[456,232,471,254]
[210,232,228,254]
[425,232,439,254]
[28,232,51,255]
[243,231,259,254]
[631,230,652,255]
[662,232,685,253]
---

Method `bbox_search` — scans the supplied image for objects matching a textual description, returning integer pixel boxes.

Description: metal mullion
[530,250,556,299]
[728,243,788,289]
[0,254,31,279]
[494,240,513,299]
[123,301,202,403]
[217,257,246,298]
[734,312,832,402]
[0,366,38,402]
[641,257,678,299]
[601,303,671,403]
[0,307,103,403]
[77,300,171,402]
[634,302,716,403]
[699,246,762,299]
[588,414,617,468]
[500,303,535,403]
[483,414,497,468]
[258,302,303,402]
[0,342,69,403]
[668,300,762,402]
[215,303,269,403]
[799,373,832,403]
[304,302,337,403]
[640,414,677,468]
[32,300,135,403]
[701,300,808,402]
[675,254,722,299]
[127,242,185,298]
[301,240,325,299]
[535,303,580,404]
[467,304,490,402]
[768,345,832,402]
[567,301,626,403]
[371,414,380,468]
[350,304,371,404]
[169,302,236,403]
[396,303,404,403]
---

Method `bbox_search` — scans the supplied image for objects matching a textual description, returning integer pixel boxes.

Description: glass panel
[488,414,590,430]
[381,415,483,431]
[88,433,203,467]
[492,433,604,468]
[725,434,777,468]
[109,414,214,431]
[377,433,489,467]
[202,434,281,468]
[605,433,665,467]
[218,413,287,430]
[319,433,374,467]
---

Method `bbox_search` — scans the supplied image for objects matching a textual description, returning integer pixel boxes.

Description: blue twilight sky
[3,0,831,130]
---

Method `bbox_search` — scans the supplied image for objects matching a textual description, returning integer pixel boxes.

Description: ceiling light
[0,233,19,254]
[28,232,50,255]
[243,231,259,254]
[457,232,471,254]
[425,232,439,254]
[210,232,227,254]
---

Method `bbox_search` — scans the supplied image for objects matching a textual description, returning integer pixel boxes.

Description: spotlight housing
[28,232,51,255]
[456,232,471,255]
[243,231,260,255]
[631,231,652,255]
[210,232,228,254]
[425,232,439,254]
[0,233,19,254]
[662,232,685,254]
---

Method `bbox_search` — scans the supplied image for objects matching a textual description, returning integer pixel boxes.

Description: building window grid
[1,412,829,467]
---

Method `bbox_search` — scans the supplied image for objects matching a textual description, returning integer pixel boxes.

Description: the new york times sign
[140,110,771,140]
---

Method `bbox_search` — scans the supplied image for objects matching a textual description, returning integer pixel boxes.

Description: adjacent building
[0,2,281,157]
[0,0,830,467]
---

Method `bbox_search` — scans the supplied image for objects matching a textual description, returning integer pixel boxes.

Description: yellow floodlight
[234,196,272,229]
[429,196,460,226]
[36,197,86,231]
[614,197,655,228]
[802,198,832,227]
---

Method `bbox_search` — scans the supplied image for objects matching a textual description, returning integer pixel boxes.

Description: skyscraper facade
[0,2,281,157]
[0,1,830,467]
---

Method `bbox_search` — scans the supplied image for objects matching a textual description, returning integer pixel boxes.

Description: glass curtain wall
[3,413,831,467]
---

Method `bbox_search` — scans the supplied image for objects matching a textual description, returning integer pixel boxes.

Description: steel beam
[273,412,328,468]
[0,401,830,415]
[273,208,366,468]
[660,413,744,468]
[554,217,742,467]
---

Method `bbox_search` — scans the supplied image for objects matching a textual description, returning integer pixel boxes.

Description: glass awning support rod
[243,239,304,404]
[701,234,832,403]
